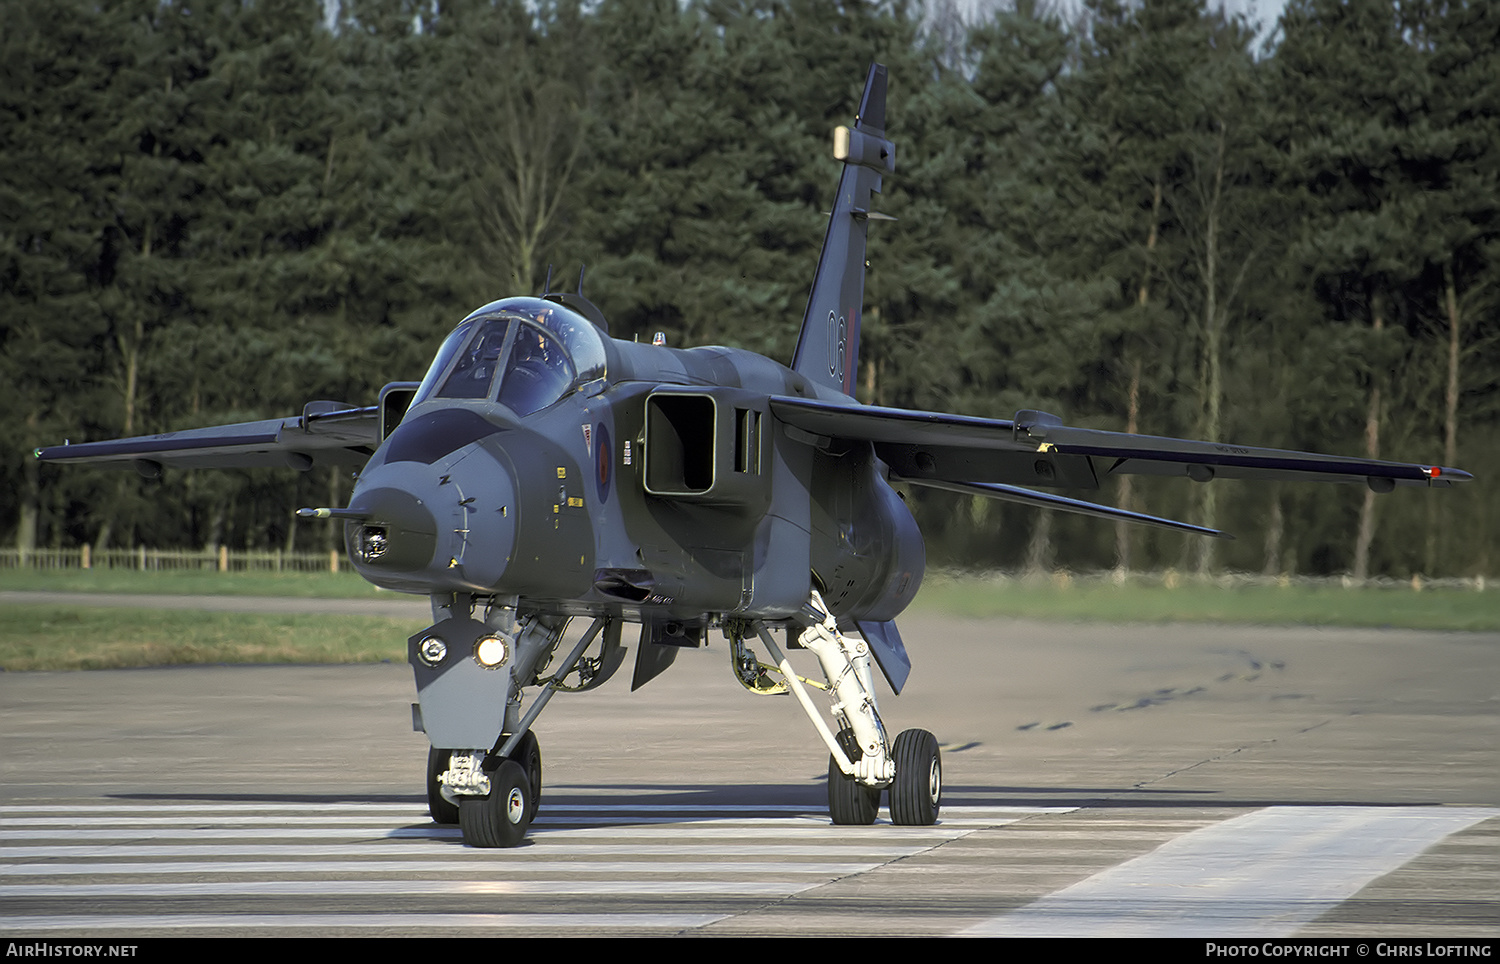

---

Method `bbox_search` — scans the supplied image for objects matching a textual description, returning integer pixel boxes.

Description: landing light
[417,636,448,666]
[474,635,509,669]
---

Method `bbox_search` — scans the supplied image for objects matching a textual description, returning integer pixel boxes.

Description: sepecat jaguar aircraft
[37,64,1472,847]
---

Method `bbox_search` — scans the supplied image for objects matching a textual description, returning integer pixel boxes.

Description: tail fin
[791,63,896,397]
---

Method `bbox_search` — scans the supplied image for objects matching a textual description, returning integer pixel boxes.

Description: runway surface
[2,607,1496,937]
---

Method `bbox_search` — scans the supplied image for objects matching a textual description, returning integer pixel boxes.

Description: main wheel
[506,730,542,823]
[458,759,532,848]
[889,728,941,826]
[827,728,881,825]
[426,746,460,825]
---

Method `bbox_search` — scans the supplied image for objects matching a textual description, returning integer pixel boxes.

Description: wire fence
[0,546,343,573]
[0,547,1489,592]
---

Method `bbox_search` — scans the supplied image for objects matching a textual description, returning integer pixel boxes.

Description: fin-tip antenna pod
[792,63,897,399]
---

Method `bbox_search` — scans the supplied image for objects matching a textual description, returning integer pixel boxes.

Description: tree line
[3,0,1496,578]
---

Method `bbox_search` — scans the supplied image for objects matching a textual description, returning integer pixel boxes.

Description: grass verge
[0,606,412,671]
[0,567,384,598]
[2,568,1493,672]
[911,573,1499,632]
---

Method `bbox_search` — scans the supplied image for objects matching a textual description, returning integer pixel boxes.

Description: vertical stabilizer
[791,64,896,397]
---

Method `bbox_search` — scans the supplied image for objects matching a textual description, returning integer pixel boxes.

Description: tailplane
[791,63,895,397]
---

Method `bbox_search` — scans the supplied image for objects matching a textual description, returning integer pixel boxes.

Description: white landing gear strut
[748,591,941,826]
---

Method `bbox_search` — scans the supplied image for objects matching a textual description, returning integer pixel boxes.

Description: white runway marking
[6,802,1490,935]
[958,806,1496,937]
[2,879,819,897]
[2,859,881,877]
[2,913,732,931]
[0,842,932,859]
[0,801,988,933]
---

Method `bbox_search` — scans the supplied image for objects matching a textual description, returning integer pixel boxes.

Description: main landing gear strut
[731,591,941,827]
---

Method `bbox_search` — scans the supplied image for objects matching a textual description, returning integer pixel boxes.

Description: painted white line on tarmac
[0,913,729,931]
[2,859,879,876]
[0,803,429,814]
[958,806,1497,937]
[0,824,967,841]
[0,815,424,827]
[1,878,814,898]
[2,842,932,859]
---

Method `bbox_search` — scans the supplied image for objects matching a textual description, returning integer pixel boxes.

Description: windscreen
[437,318,512,400]
[410,298,607,413]
[498,323,575,416]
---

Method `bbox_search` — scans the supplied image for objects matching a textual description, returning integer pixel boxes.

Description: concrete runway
[1,605,1496,937]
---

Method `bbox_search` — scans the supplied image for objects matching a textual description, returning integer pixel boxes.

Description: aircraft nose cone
[344,446,519,594]
[344,485,439,576]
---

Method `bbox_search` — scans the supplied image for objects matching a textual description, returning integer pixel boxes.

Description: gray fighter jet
[37,65,1472,847]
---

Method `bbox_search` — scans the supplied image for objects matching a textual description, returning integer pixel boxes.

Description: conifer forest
[4,0,1497,579]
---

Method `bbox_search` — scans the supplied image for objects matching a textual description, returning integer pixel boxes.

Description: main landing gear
[732,591,942,827]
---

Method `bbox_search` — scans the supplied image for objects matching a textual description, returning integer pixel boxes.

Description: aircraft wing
[769,395,1470,535]
[34,403,380,475]
[769,396,1470,488]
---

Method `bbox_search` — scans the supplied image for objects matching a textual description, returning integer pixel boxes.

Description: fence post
[81,544,91,570]
[330,549,339,574]
[218,544,228,572]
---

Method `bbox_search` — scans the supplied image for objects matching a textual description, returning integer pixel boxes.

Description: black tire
[426,746,460,825]
[458,759,532,848]
[889,728,941,826]
[827,728,881,825]
[507,730,542,823]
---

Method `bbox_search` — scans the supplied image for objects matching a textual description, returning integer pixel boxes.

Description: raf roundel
[596,423,612,503]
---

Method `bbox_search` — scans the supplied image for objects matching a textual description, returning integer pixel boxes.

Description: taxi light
[474,635,509,669]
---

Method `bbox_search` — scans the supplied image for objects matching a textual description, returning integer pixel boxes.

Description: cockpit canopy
[412,298,608,416]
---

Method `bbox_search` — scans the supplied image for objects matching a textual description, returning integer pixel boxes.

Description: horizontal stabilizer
[904,477,1229,539]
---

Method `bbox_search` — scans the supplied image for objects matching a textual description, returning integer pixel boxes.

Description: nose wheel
[426,747,460,824]
[459,759,533,848]
[506,730,542,824]
[438,731,544,847]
